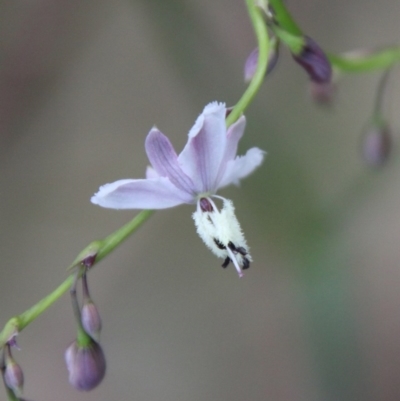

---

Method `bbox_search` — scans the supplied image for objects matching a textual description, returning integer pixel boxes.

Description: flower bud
[244,39,279,83]
[81,300,102,342]
[65,339,106,391]
[292,36,332,83]
[361,124,392,167]
[4,356,24,397]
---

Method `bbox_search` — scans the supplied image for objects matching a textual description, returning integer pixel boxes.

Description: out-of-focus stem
[226,0,269,127]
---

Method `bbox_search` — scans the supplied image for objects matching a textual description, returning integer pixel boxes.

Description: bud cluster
[243,6,395,164]
[65,270,106,392]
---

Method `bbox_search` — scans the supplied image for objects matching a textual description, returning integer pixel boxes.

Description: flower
[91,102,265,277]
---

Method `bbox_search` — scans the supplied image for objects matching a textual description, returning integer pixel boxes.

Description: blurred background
[1,1,400,400]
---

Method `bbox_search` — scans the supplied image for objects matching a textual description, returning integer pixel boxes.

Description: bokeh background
[1,1,400,400]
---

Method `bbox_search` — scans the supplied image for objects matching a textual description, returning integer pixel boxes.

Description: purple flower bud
[65,339,106,391]
[244,41,279,83]
[4,357,24,397]
[361,124,392,167]
[292,36,332,83]
[81,300,102,342]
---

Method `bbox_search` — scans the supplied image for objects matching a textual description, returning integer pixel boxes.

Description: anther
[236,246,247,256]
[228,241,236,251]
[222,257,231,268]
[242,257,250,270]
[214,239,226,250]
[199,198,214,212]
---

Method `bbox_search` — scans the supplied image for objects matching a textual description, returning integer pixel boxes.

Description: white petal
[218,147,265,188]
[178,102,227,193]
[91,178,193,209]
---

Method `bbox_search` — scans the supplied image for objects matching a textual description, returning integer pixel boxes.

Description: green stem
[329,46,400,73]
[70,273,92,347]
[0,210,154,348]
[97,210,154,262]
[268,0,302,35]
[226,0,269,127]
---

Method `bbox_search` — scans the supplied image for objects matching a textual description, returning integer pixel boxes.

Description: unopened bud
[65,339,106,391]
[81,300,102,342]
[4,357,24,397]
[292,36,332,83]
[362,124,392,167]
[244,38,279,83]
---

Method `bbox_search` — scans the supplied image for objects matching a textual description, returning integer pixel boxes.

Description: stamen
[236,246,247,256]
[214,239,226,250]
[242,257,250,270]
[193,197,251,277]
[226,246,244,278]
[221,257,230,268]
[199,197,214,212]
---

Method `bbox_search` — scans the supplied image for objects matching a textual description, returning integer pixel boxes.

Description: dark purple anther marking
[222,257,231,268]
[242,257,250,270]
[200,198,214,212]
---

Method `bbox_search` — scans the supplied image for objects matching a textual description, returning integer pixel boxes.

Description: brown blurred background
[1,1,400,400]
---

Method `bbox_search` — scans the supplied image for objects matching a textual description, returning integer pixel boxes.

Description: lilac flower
[91,102,265,277]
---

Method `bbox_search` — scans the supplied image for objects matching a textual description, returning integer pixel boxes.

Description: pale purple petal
[145,128,196,195]
[218,148,265,188]
[214,116,246,188]
[178,102,227,193]
[244,47,259,83]
[91,178,193,209]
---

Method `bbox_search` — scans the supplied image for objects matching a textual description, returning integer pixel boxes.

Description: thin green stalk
[226,0,269,127]
[268,0,302,35]
[329,46,400,73]
[97,209,154,262]
[0,210,154,348]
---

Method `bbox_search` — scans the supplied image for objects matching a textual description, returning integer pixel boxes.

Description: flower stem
[268,0,302,36]
[226,0,269,128]
[0,210,154,348]
[329,47,400,73]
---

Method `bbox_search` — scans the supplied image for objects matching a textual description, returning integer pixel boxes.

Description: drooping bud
[292,36,332,83]
[244,38,279,83]
[64,339,106,391]
[361,123,392,167]
[3,351,24,397]
[81,300,102,342]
